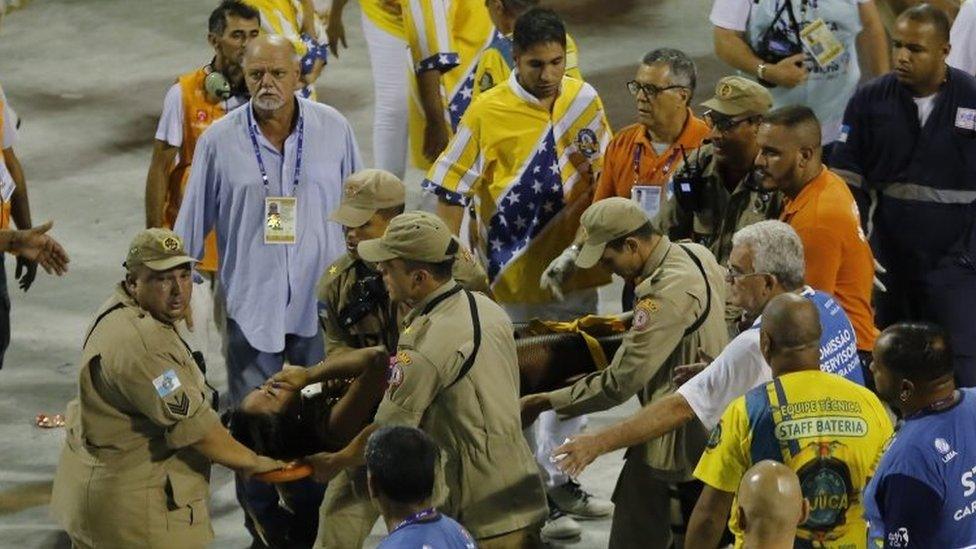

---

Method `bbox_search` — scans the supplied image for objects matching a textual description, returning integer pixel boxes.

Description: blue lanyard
[390,507,440,534]
[246,106,305,191]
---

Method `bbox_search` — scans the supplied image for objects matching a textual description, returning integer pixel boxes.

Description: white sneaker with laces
[548,479,614,518]
[541,507,582,540]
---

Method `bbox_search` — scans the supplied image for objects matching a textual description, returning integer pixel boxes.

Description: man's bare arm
[145,140,179,228]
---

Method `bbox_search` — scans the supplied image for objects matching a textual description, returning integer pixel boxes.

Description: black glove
[15,255,37,292]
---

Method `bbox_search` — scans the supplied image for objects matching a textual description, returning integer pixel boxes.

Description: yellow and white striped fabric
[405,0,492,169]
[423,71,613,304]
[244,0,310,55]
[360,0,405,38]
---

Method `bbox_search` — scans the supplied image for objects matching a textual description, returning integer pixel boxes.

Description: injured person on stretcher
[224,346,390,460]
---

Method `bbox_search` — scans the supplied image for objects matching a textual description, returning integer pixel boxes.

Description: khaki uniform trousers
[314,468,379,548]
[608,458,701,549]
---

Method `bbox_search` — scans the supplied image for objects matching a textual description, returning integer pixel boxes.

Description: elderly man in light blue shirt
[175,34,361,547]
[177,35,360,401]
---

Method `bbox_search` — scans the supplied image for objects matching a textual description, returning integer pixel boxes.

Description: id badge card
[800,18,844,69]
[0,164,15,202]
[265,196,297,244]
[632,185,662,218]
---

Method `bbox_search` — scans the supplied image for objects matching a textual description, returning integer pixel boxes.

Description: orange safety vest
[165,67,223,272]
[0,96,12,230]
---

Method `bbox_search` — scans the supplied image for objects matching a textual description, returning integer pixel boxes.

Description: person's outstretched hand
[12,221,69,277]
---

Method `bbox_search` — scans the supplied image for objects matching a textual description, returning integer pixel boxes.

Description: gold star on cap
[718,83,734,99]
[328,265,338,275]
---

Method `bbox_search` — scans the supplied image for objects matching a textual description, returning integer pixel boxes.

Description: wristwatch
[756,63,768,80]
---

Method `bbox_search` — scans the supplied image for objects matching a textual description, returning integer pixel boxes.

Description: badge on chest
[265,196,297,244]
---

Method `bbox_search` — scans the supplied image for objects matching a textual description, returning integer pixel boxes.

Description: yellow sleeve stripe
[406,0,455,69]
[406,0,431,58]
[430,0,452,58]
[427,123,483,196]
[553,83,600,142]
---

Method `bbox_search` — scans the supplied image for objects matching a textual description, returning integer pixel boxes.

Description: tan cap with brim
[576,197,650,269]
[330,169,406,228]
[125,228,197,271]
[357,211,455,263]
[700,76,773,117]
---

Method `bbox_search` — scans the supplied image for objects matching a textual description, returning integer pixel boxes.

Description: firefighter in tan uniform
[314,170,491,547]
[521,197,729,549]
[306,212,547,548]
[50,228,283,548]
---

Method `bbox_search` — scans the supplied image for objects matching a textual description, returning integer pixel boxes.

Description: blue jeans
[225,317,326,548]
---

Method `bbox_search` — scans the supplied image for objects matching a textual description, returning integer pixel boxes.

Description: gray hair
[731,220,805,290]
[641,48,697,95]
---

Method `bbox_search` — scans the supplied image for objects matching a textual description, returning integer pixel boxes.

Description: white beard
[253,93,286,112]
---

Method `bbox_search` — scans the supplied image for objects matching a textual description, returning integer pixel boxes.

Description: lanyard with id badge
[630,143,680,219]
[247,108,304,245]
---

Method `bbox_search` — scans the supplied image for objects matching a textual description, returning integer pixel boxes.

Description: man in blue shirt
[865,322,976,548]
[367,426,476,549]
[830,5,976,386]
[174,34,361,547]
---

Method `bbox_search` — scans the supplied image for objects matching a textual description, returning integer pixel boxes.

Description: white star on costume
[514,216,527,230]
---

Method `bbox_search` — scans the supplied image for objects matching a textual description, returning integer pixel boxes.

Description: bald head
[245,34,299,64]
[243,34,301,113]
[738,460,806,545]
[760,293,822,374]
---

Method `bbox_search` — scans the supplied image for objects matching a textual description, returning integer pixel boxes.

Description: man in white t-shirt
[551,220,864,476]
[949,0,976,75]
[709,0,888,145]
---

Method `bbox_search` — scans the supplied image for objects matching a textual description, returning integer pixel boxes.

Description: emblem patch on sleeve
[632,299,660,331]
[396,351,412,366]
[388,364,404,388]
[153,369,182,398]
[166,393,190,416]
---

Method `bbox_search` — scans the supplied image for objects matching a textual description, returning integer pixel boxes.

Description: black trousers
[0,256,11,370]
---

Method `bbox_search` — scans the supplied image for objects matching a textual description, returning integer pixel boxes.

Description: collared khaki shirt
[51,284,220,549]
[317,250,491,356]
[374,282,547,539]
[656,144,783,266]
[547,236,729,481]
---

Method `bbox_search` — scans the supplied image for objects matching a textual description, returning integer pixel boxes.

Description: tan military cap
[330,169,406,228]
[125,228,197,271]
[358,211,455,263]
[576,197,650,269]
[701,76,773,117]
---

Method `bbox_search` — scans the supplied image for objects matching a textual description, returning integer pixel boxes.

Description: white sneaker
[548,479,614,518]
[541,507,582,540]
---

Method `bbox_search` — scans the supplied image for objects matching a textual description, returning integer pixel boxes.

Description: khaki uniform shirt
[317,249,491,355]
[547,236,729,481]
[655,144,783,265]
[374,282,547,539]
[51,284,220,549]
[655,144,782,331]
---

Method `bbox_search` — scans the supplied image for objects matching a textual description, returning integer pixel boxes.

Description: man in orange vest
[0,82,42,369]
[144,0,259,345]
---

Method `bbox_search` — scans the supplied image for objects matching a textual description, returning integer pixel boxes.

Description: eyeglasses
[725,266,771,283]
[627,80,686,98]
[705,111,753,133]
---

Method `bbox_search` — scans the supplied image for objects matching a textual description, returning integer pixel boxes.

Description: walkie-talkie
[672,145,707,213]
